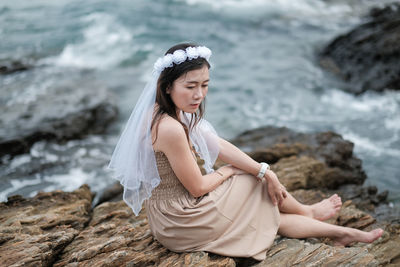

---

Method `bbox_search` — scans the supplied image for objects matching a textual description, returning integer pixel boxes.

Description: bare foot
[310,194,342,221]
[333,228,384,246]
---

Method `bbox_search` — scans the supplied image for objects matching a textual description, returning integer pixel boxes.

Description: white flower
[153,57,164,74]
[172,50,187,64]
[197,46,212,61]
[153,46,212,74]
[162,54,174,68]
[186,47,199,60]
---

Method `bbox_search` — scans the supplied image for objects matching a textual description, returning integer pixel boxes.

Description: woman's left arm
[217,137,261,177]
[218,136,287,205]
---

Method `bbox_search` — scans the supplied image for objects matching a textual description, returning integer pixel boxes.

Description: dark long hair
[151,43,211,145]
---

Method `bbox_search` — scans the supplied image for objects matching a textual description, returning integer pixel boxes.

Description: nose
[193,87,203,99]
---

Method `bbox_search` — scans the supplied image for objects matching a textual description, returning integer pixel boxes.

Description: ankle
[300,205,313,218]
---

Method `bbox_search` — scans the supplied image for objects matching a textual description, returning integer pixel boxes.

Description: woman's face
[168,65,209,115]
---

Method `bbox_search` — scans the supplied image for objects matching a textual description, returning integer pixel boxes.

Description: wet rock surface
[318,3,400,94]
[231,126,366,188]
[0,78,118,158]
[0,185,93,267]
[1,185,399,267]
[1,126,399,267]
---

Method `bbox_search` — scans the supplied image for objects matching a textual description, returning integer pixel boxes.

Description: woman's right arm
[156,118,235,197]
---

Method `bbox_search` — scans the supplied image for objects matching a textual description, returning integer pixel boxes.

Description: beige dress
[144,149,280,261]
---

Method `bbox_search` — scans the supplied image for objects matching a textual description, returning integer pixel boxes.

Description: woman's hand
[264,170,287,206]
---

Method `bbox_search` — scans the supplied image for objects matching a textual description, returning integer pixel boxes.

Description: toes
[329,194,341,203]
[334,201,342,208]
[373,228,384,237]
[333,197,342,207]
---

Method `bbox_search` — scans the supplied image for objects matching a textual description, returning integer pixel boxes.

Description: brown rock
[336,201,376,229]
[0,184,93,267]
[368,225,400,266]
[257,239,378,266]
[54,200,235,266]
[1,184,399,267]
[290,189,327,205]
[272,156,343,191]
[231,126,366,188]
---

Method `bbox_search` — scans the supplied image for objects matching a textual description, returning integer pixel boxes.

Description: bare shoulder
[153,115,186,151]
[157,115,185,137]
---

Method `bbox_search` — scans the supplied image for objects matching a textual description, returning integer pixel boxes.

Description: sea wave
[177,0,353,18]
[48,12,136,69]
[343,131,400,158]
[321,89,400,114]
[0,174,41,202]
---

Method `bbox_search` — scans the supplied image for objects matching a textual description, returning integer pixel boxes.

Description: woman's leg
[278,192,342,221]
[279,213,383,245]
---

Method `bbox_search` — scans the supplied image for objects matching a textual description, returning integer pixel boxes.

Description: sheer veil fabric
[107,48,219,216]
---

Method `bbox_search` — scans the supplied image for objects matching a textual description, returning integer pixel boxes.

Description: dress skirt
[145,153,280,261]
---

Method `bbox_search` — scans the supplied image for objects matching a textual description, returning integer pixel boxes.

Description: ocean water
[1,0,399,204]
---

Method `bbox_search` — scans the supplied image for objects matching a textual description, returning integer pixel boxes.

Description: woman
[108,43,383,261]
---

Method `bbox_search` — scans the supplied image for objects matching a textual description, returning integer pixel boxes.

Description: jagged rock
[0,59,32,75]
[1,123,399,266]
[0,185,93,267]
[336,184,389,212]
[54,200,235,267]
[54,197,398,267]
[0,79,118,158]
[318,3,400,94]
[231,126,366,188]
[1,183,399,267]
[257,239,378,267]
[272,155,358,190]
[368,225,400,266]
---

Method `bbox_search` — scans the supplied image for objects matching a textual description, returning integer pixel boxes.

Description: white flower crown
[153,46,212,75]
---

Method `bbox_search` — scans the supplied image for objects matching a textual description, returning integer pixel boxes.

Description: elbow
[189,185,206,198]
[190,189,204,198]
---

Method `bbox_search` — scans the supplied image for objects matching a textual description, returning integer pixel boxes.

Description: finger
[278,192,284,203]
[270,193,277,206]
[282,190,287,198]
[278,193,284,205]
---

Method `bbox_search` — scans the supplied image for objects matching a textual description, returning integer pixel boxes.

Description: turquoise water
[1,0,399,203]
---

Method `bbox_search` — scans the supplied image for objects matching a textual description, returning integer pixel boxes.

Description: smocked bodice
[150,150,206,201]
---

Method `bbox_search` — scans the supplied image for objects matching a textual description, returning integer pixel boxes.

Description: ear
[166,86,171,94]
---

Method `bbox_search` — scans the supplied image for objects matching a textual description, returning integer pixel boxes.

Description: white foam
[6,79,53,106]
[50,13,135,69]
[321,89,399,113]
[0,174,42,202]
[42,168,94,192]
[385,117,400,131]
[9,154,31,169]
[179,0,352,19]
[343,131,400,158]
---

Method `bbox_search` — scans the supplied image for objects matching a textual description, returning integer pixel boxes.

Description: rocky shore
[1,126,399,267]
[0,74,118,158]
[1,2,400,266]
[318,3,400,94]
